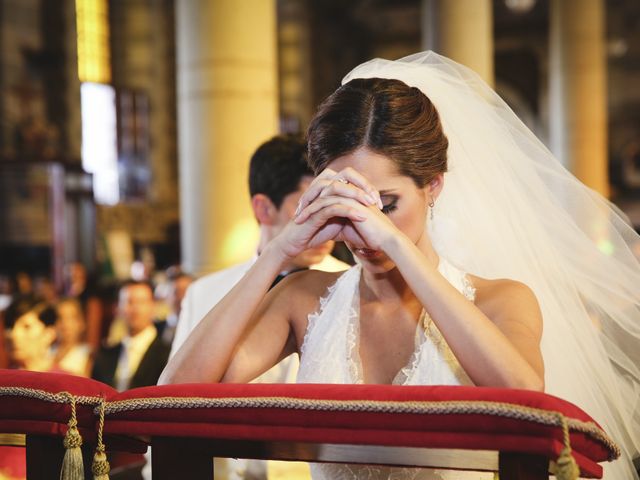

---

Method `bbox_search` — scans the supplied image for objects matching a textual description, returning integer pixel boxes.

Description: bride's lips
[354,248,382,259]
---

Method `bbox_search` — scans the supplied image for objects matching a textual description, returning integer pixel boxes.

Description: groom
[165,134,347,480]
[169,134,347,360]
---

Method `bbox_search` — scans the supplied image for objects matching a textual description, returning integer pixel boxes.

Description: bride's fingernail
[375,192,383,209]
[294,202,301,216]
[365,194,376,205]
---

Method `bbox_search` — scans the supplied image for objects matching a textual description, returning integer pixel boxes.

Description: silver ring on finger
[336,177,349,185]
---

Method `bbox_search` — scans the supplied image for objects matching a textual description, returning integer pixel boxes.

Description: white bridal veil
[343,51,640,479]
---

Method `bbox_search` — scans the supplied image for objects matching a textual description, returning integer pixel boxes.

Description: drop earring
[429,197,435,220]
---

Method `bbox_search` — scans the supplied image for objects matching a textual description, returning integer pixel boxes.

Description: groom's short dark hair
[249,134,312,209]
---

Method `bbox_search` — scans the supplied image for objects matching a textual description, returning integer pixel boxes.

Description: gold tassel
[92,450,110,480]
[92,399,110,480]
[552,446,580,480]
[60,393,85,480]
[549,414,580,480]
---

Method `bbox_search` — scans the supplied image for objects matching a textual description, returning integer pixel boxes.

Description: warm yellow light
[76,0,111,84]
[220,218,260,268]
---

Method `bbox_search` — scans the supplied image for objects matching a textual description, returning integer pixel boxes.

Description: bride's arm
[159,188,368,385]
[158,243,294,384]
[383,233,544,391]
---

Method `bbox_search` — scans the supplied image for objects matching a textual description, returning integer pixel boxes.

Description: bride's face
[327,147,438,273]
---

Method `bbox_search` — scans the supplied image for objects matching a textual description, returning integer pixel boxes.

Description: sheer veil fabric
[335,52,640,479]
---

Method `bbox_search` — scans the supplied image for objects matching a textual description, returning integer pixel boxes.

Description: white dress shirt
[114,324,157,391]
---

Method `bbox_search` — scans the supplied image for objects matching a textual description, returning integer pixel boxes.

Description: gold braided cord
[96,399,106,450]
[0,386,620,461]
[101,395,620,460]
[0,386,104,406]
[59,392,79,432]
[59,391,85,480]
[92,398,111,478]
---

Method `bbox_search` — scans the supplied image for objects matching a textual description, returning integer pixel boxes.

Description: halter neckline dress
[297,258,494,480]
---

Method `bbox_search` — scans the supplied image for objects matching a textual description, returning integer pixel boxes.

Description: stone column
[176,0,279,275]
[422,0,494,86]
[549,0,608,196]
[278,0,314,133]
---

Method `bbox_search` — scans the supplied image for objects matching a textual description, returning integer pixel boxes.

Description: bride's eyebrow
[379,190,398,196]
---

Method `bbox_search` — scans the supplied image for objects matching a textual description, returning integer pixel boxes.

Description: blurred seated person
[34,275,59,306]
[51,298,91,377]
[10,272,38,305]
[1,299,60,480]
[92,280,170,390]
[4,299,57,372]
[64,262,104,351]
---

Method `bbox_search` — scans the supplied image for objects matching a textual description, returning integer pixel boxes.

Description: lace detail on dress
[346,301,364,384]
[392,311,429,386]
[310,459,492,479]
[419,319,473,386]
[310,463,462,480]
[298,258,484,478]
[298,266,362,384]
[300,281,339,357]
[461,273,476,301]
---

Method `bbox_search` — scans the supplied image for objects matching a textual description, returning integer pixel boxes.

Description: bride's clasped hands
[272,166,402,260]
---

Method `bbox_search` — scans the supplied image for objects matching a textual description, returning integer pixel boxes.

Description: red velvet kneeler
[0,369,145,480]
[103,383,619,479]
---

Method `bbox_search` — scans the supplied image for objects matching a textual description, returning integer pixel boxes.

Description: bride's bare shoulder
[468,274,542,329]
[273,268,348,337]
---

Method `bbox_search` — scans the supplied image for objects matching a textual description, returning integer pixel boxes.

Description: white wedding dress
[292,50,639,478]
[297,258,494,480]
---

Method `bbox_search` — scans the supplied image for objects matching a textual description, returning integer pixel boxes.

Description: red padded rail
[103,383,617,478]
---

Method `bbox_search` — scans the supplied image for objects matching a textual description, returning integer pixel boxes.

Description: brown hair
[307,78,448,187]
[55,297,85,320]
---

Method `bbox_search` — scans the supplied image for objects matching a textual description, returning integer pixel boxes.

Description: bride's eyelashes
[381,196,398,214]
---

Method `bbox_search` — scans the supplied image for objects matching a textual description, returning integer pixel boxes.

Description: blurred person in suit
[92,280,170,390]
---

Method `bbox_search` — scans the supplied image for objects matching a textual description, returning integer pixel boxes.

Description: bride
[160,52,640,479]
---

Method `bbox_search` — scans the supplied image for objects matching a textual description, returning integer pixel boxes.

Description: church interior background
[0,0,638,288]
[0,1,638,476]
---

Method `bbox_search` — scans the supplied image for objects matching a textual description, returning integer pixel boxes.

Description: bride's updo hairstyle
[307,78,448,188]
